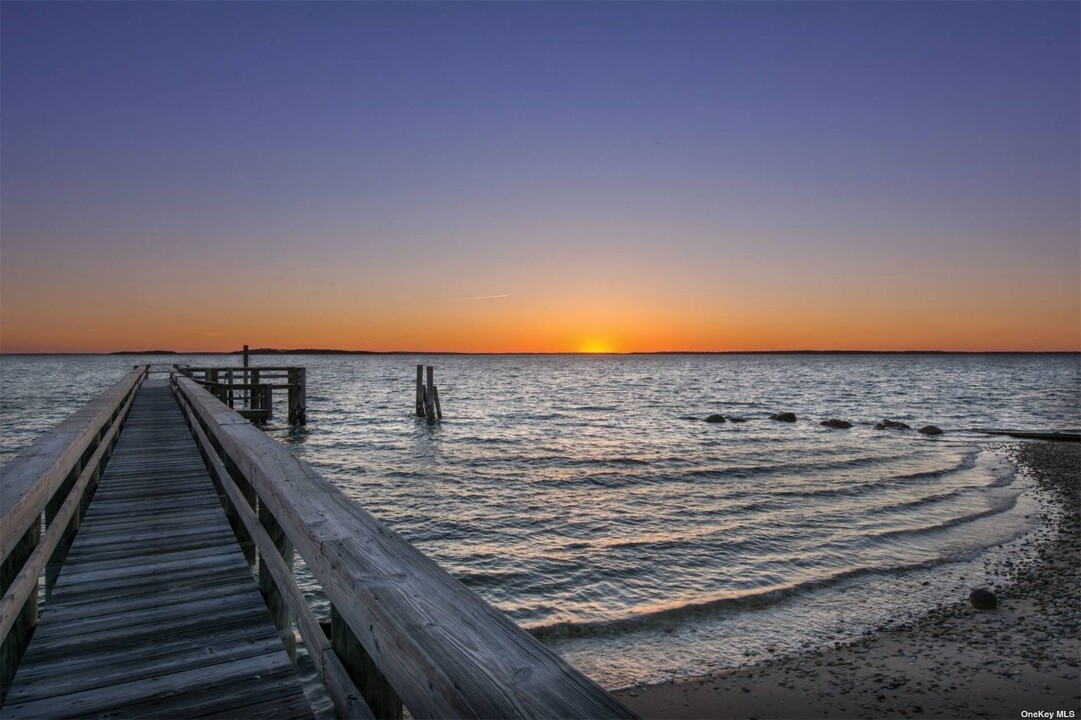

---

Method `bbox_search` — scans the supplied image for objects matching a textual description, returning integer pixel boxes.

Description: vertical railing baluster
[0,521,40,704]
[331,606,403,720]
[258,503,295,661]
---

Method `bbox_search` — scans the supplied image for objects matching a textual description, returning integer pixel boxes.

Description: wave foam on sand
[616,441,1081,719]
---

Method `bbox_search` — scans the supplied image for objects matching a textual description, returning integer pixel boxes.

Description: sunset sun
[579,339,614,354]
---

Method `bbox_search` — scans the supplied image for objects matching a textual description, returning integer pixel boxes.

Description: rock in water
[727,416,747,423]
[875,419,912,430]
[705,414,726,423]
[820,419,853,429]
[919,425,944,435]
[969,588,998,610]
[770,412,797,422]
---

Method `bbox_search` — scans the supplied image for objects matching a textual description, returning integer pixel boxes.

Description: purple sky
[2,2,1078,352]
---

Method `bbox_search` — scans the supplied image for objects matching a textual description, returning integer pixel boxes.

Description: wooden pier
[174,365,307,424]
[0,366,635,719]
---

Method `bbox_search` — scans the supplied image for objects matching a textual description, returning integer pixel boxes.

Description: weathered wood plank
[61,667,310,720]
[7,622,284,686]
[6,635,287,703]
[4,651,296,719]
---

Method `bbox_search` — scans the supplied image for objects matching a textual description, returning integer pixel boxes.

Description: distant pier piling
[415,365,442,420]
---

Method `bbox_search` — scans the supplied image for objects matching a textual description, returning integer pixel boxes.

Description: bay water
[2,353,1078,688]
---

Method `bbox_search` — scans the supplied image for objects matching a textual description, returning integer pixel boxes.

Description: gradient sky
[2,2,1078,353]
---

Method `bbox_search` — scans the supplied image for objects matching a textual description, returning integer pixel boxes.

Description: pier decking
[3,380,311,719]
[0,367,636,719]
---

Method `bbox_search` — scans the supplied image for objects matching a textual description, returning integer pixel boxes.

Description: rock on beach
[770,412,797,422]
[919,425,944,435]
[705,414,726,423]
[969,588,998,610]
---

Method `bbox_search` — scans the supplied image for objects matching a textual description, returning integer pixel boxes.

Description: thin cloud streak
[446,294,510,302]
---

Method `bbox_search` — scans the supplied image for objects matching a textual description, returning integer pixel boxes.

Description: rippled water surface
[2,353,1078,687]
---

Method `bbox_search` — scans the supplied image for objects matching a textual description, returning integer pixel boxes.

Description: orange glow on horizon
[1,237,1079,354]
[578,339,615,354]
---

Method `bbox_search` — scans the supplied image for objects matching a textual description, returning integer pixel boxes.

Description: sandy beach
[616,442,1081,719]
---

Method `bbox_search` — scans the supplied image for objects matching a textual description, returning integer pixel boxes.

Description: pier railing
[0,366,147,702]
[174,365,306,424]
[169,372,634,720]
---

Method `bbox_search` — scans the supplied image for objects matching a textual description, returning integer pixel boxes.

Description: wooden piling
[425,366,435,420]
[288,370,298,423]
[297,368,306,424]
[242,346,250,407]
[433,385,443,420]
[415,365,424,416]
[287,368,307,424]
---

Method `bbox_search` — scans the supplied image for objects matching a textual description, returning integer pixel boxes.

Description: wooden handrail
[175,366,302,375]
[0,366,146,558]
[0,366,147,702]
[172,384,376,719]
[170,373,636,720]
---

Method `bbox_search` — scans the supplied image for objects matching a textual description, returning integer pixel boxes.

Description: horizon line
[2,348,1079,356]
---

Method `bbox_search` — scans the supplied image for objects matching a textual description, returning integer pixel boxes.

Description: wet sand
[616,442,1081,719]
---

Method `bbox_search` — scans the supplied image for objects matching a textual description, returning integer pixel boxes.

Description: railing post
[220,458,257,567]
[331,606,402,720]
[1,521,40,704]
[44,460,82,595]
[258,502,294,661]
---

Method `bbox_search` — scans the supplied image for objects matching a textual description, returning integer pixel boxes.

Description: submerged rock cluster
[701,413,946,435]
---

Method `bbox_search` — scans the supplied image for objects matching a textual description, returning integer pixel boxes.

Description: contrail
[446,294,510,302]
